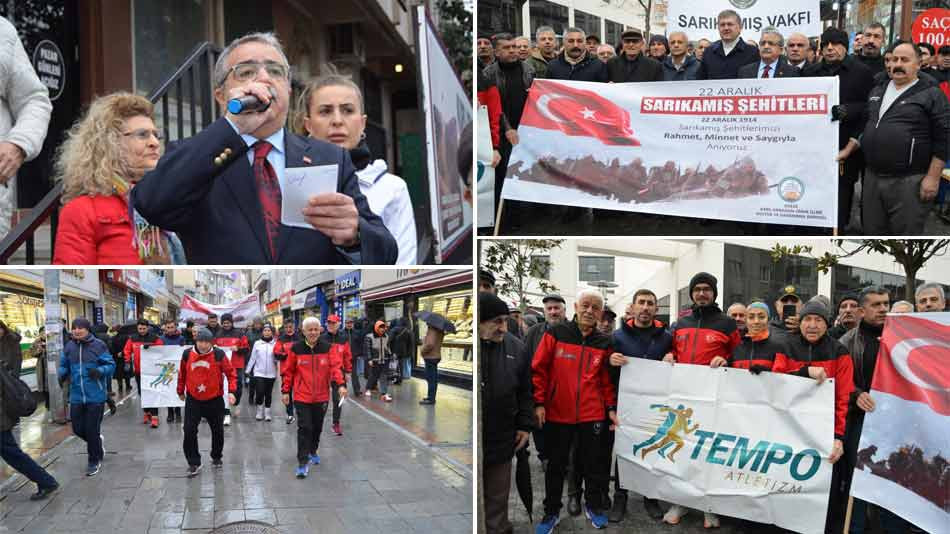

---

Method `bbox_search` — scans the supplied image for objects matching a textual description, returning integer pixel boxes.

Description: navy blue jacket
[59,334,115,405]
[697,38,760,80]
[609,319,673,387]
[132,118,398,265]
[546,52,608,82]
[159,333,186,346]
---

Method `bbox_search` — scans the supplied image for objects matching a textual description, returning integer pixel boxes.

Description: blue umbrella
[413,311,456,334]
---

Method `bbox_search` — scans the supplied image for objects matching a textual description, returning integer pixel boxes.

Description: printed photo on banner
[140,346,187,409]
[501,77,840,228]
[614,358,834,534]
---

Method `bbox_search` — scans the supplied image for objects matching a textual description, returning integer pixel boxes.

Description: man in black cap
[770,285,804,340]
[598,306,616,335]
[479,292,533,534]
[803,27,874,233]
[479,269,496,294]
[829,293,862,339]
[607,28,663,83]
[696,9,760,80]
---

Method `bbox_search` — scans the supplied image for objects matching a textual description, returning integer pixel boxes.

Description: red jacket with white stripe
[671,305,741,365]
[123,333,163,374]
[281,339,344,404]
[321,330,353,373]
[214,328,249,369]
[532,319,616,424]
[176,347,237,401]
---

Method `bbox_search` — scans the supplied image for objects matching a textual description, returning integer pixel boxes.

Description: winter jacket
[839,322,882,419]
[607,53,663,83]
[547,52,609,82]
[123,332,163,374]
[481,333,533,466]
[321,330,353,374]
[531,319,616,424]
[355,158,417,265]
[0,16,52,238]
[482,59,535,103]
[611,319,673,361]
[662,55,701,81]
[671,305,741,365]
[0,331,23,432]
[53,194,144,265]
[176,346,236,401]
[526,49,551,79]
[246,338,278,379]
[521,321,552,363]
[273,330,301,369]
[364,332,393,365]
[785,333,855,440]
[803,55,875,149]
[280,339,344,404]
[59,334,115,405]
[388,319,414,359]
[697,38,760,80]
[214,327,249,369]
[729,330,798,371]
[245,327,264,349]
[346,326,363,358]
[159,333,185,346]
[858,76,950,177]
[477,72,503,148]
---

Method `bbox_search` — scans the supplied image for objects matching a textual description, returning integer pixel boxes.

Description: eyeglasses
[227,61,290,83]
[122,129,163,141]
[623,38,643,43]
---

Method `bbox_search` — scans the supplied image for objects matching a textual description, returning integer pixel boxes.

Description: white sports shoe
[256,406,264,420]
[223,414,231,426]
[264,408,272,421]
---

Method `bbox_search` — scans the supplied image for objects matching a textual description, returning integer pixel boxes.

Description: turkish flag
[520,79,640,146]
[875,313,950,416]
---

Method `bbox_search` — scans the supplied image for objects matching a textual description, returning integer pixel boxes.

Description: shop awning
[360,271,471,302]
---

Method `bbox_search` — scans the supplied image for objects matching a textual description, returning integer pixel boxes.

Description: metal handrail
[0,41,222,264]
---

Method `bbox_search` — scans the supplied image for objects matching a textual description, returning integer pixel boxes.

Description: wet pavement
[0,376,473,533]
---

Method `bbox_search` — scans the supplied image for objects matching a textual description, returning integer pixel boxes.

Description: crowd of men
[478,10,950,235]
[0,309,434,498]
[479,267,946,533]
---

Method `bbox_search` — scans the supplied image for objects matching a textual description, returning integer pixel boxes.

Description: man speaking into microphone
[132,32,397,264]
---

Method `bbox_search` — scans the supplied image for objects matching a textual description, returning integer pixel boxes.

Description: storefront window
[479,0,524,35]
[1,291,45,383]
[383,301,404,322]
[530,0,569,38]
[831,265,924,305]
[605,20,623,48]
[417,290,473,377]
[133,0,209,95]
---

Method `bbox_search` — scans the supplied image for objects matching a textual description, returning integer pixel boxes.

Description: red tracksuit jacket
[214,328,249,369]
[671,305,741,365]
[123,333,163,374]
[177,347,237,401]
[321,330,353,374]
[281,339,344,404]
[785,333,855,440]
[532,319,616,424]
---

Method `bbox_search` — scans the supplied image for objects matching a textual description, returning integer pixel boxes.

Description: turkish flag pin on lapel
[303,156,312,164]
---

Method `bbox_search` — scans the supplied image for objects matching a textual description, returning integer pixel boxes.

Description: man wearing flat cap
[607,28,664,83]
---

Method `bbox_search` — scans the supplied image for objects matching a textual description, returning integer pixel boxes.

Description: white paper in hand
[280,165,338,229]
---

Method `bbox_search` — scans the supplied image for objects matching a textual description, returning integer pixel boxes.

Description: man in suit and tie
[132,32,397,264]
[737,28,800,79]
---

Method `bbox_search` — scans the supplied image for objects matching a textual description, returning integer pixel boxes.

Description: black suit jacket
[737,58,801,79]
[132,118,398,265]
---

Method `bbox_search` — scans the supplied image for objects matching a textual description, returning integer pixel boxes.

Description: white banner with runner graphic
[141,346,187,408]
[179,293,260,328]
[500,77,839,228]
[667,0,822,42]
[615,359,834,534]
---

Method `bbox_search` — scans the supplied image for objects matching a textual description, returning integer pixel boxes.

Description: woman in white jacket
[245,325,278,421]
[297,74,418,265]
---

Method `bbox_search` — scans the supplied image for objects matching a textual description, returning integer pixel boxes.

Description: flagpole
[493,198,506,236]
[843,495,853,534]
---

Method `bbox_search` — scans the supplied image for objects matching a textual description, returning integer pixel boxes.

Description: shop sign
[266,300,279,313]
[279,291,293,308]
[33,40,65,101]
[291,291,309,311]
[335,271,361,295]
[304,289,318,309]
[124,270,141,292]
[912,8,950,47]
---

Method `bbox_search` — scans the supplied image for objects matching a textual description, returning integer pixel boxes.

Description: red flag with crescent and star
[875,313,950,415]
[520,79,641,146]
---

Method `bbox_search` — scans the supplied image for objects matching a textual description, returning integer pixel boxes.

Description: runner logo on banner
[615,359,834,534]
[668,0,822,42]
[501,77,839,228]
[141,346,188,409]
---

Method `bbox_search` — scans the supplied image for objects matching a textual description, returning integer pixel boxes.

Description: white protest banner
[850,313,949,534]
[477,104,495,228]
[179,293,260,328]
[502,78,839,228]
[140,346,187,409]
[668,0,821,42]
[415,5,473,261]
[615,359,834,534]
[218,347,233,407]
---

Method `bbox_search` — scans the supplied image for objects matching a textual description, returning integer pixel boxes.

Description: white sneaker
[703,512,720,529]
[363,391,371,397]
[664,505,688,525]
[256,406,264,421]
[100,435,105,458]
[264,408,272,421]
[223,414,231,426]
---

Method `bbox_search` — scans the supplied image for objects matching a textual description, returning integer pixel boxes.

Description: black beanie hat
[821,27,849,51]
[221,313,233,323]
[800,300,830,326]
[689,272,718,301]
[479,292,509,323]
[836,293,860,311]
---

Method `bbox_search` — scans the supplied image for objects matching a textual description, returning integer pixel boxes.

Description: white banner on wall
[615,359,834,534]
[667,0,822,42]
[501,78,839,228]
[140,346,187,409]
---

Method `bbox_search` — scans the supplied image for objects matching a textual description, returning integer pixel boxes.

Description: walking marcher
[123,319,163,428]
[214,314,250,426]
[274,320,301,424]
[110,327,132,393]
[281,317,346,478]
[246,324,278,422]
[244,317,265,406]
[1,320,59,499]
[159,319,184,422]
[480,292,533,534]
[321,315,352,435]
[364,320,394,401]
[345,318,363,396]
[177,328,237,476]
[91,323,117,416]
[59,318,115,477]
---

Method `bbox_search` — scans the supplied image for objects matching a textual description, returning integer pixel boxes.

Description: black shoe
[608,492,627,523]
[419,398,435,405]
[167,413,175,423]
[643,496,663,521]
[175,413,182,422]
[30,483,59,501]
[568,495,582,516]
[212,458,223,468]
[187,464,201,477]
[106,398,117,416]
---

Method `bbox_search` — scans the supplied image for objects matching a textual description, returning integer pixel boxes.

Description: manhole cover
[213,521,281,534]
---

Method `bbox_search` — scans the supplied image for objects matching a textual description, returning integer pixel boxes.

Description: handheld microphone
[227,87,276,114]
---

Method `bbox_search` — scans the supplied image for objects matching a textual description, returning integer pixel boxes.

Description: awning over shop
[361,271,471,302]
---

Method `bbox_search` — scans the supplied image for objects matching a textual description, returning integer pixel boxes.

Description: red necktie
[253,141,281,262]
[762,64,771,78]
